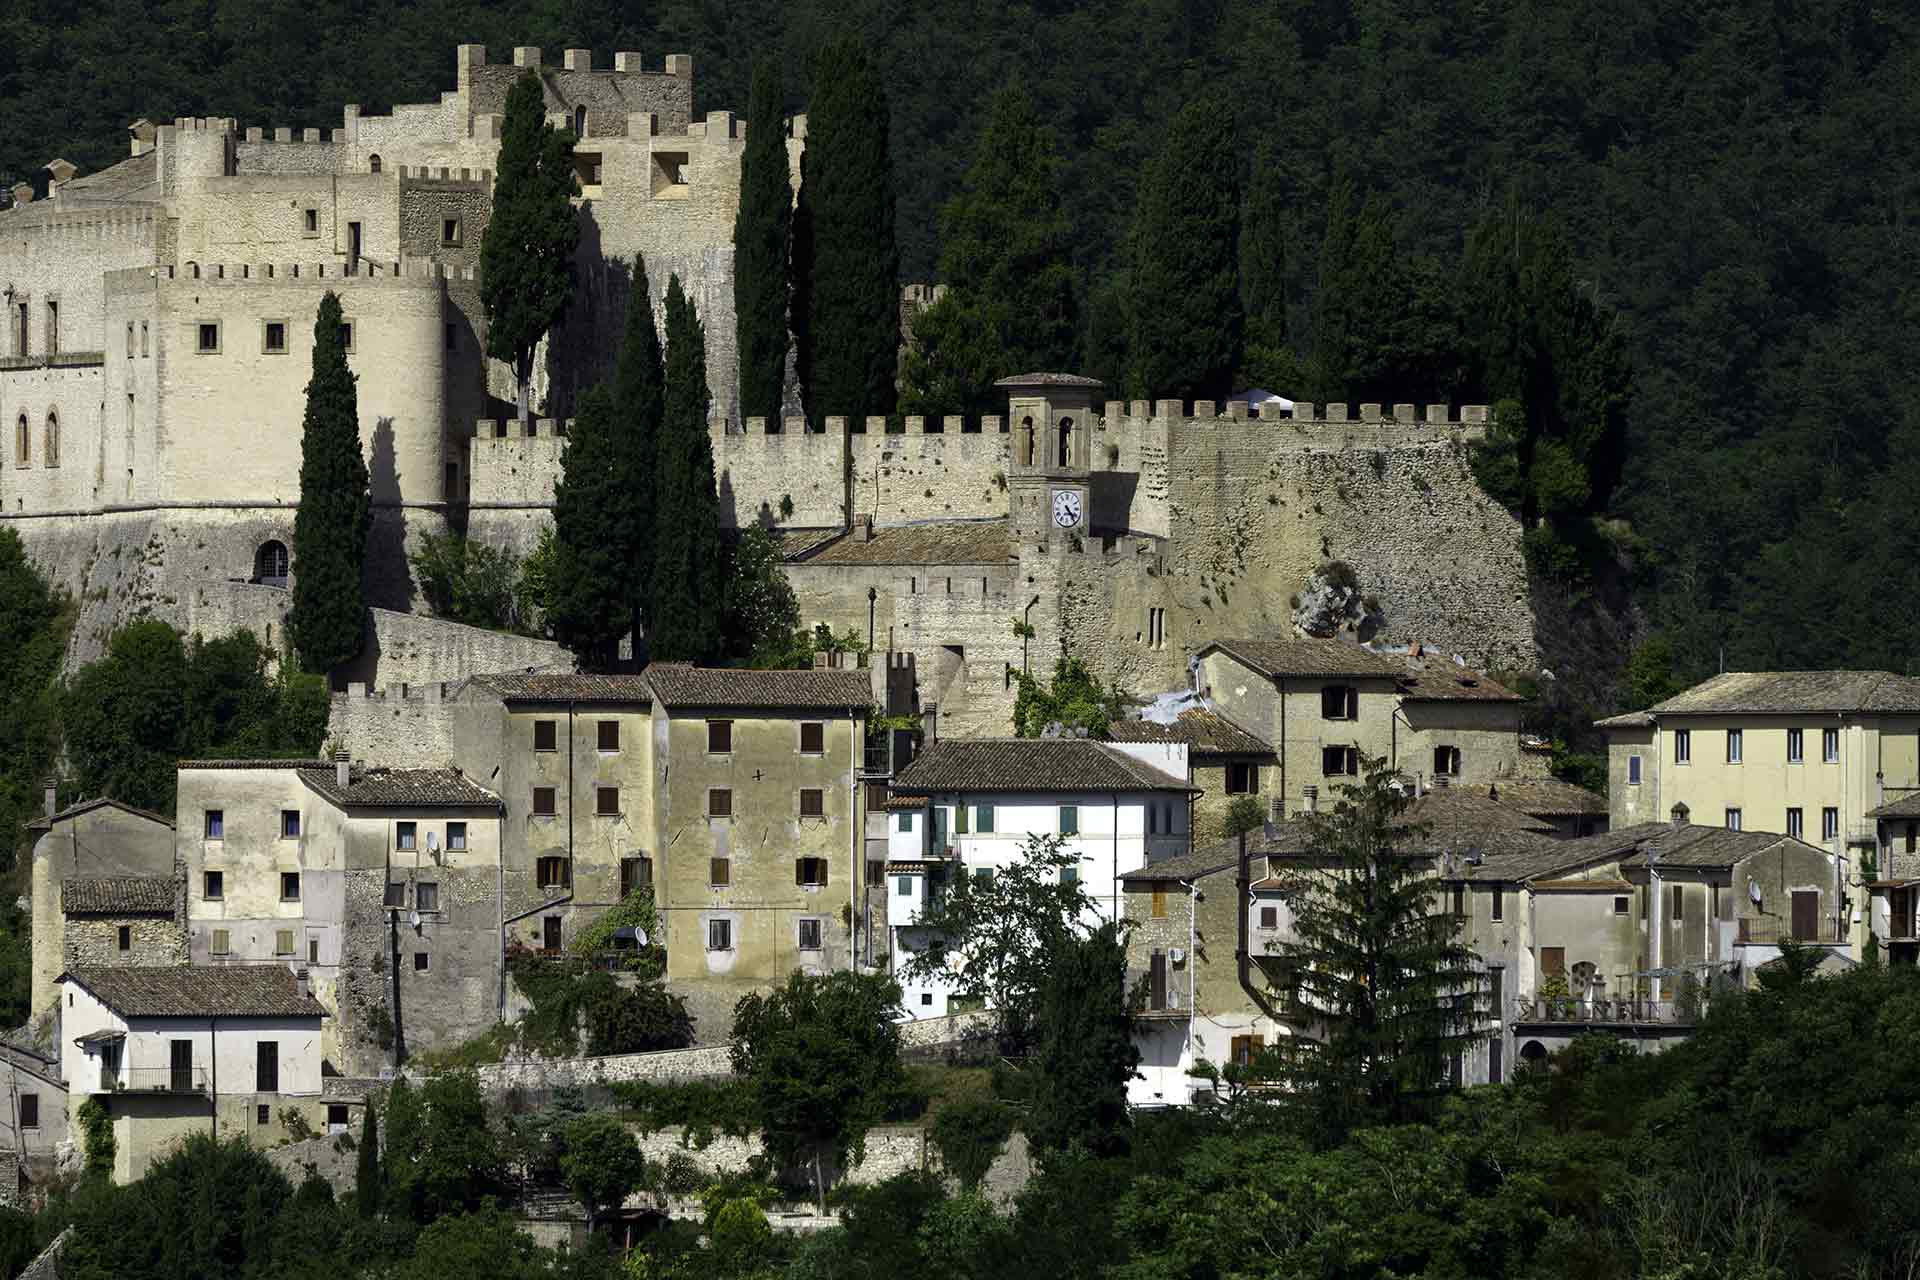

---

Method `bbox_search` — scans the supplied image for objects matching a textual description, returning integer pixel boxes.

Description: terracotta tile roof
[1471,778,1609,817]
[1868,792,1920,819]
[1408,789,1555,833]
[62,877,176,915]
[1200,638,1406,680]
[1396,659,1521,702]
[641,664,873,711]
[1529,821,1826,871]
[177,758,332,770]
[1594,710,1655,729]
[793,520,1011,567]
[1119,847,1241,882]
[1643,670,1920,715]
[27,796,174,832]
[892,739,1192,794]
[994,372,1104,388]
[1106,708,1271,755]
[469,672,653,704]
[61,965,327,1019]
[300,767,500,810]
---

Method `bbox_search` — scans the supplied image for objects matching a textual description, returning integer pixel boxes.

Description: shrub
[929,1097,1015,1190]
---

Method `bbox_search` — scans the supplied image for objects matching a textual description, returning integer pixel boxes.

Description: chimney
[334,749,351,790]
[1670,801,1690,828]
[42,777,56,821]
[857,514,874,543]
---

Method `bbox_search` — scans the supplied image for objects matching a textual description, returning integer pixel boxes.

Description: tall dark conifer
[545,386,628,669]
[791,37,898,426]
[1124,96,1242,402]
[289,291,368,674]
[355,1100,380,1218]
[649,277,722,660]
[734,60,793,423]
[613,255,666,645]
[1239,142,1293,383]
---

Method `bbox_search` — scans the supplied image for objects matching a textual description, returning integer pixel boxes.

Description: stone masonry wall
[63,915,185,971]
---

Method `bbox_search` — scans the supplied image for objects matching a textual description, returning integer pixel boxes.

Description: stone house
[0,1039,68,1190]
[1865,791,1920,963]
[57,966,328,1183]
[1467,778,1609,837]
[885,737,1193,1020]
[1107,708,1274,840]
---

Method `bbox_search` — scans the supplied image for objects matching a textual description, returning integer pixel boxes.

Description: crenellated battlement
[342,679,457,703]
[736,402,1488,435]
[396,165,492,184]
[473,418,573,440]
[104,259,469,289]
[456,44,693,78]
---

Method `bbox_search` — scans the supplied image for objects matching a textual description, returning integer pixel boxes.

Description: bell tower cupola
[997,372,1102,541]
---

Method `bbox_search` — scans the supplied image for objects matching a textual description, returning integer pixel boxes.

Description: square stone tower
[998,372,1102,542]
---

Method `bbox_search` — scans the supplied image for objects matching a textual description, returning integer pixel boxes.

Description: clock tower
[996,371,1101,543]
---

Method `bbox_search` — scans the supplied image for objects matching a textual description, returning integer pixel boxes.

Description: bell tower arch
[997,372,1102,542]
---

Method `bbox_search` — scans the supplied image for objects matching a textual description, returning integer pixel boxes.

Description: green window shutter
[1060,805,1079,835]
[899,812,915,833]
[977,804,995,833]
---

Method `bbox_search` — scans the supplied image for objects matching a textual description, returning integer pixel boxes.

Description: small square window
[1258,905,1278,930]
[258,1104,271,1125]
[534,719,557,751]
[263,320,288,354]
[441,217,461,245]
[896,875,913,896]
[281,809,301,839]
[1225,762,1257,794]
[976,804,995,833]
[597,786,621,816]
[620,856,652,897]
[537,856,571,889]
[396,821,416,850]
[797,918,823,950]
[204,870,224,900]
[196,321,220,353]
[710,857,731,887]
[303,208,319,234]
[1061,866,1079,885]
[867,860,886,886]
[211,929,231,956]
[1322,746,1358,776]
[280,872,301,902]
[327,1104,349,1129]
[974,867,995,889]
[899,811,915,833]
[339,321,353,352]
[799,788,825,818]
[447,821,467,850]
[598,720,620,751]
[708,720,733,753]
[383,882,407,909]
[275,929,294,956]
[414,951,429,971]
[920,992,933,1007]
[1059,805,1079,836]
[532,786,557,816]
[416,882,439,912]
[799,722,825,754]
[797,857,828,887]
[205,809,225,839]
[1613,895,1630,916]
[708,788,733,818]
[117,925,131,951]
[707,918,732,951]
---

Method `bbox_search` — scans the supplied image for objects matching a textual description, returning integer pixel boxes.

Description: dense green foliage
[1011,655,1122,739]
[356,1099,381,1218]
[61,622,327,814]
[791,36,898,426]
[1028,922,1139,1158]
[480,69,579,420]
[611,254,667,636]
[723,525,806,666]
[0,529,66,870]
[408,532,530,634]
[545,386,631,668]
[928,1097,1015,1191]
[649,274,724,661]
[734,60,794,422]
[559,1112,647,1226]
[289,291,368,673]
[505,949,691,1057]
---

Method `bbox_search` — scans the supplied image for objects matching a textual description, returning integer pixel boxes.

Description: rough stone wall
[711,425,848,529]
[264,1129,363,1195]
[15,1225,66,1280]
[338,609,568,692]
[848,427,1009,527]
[63,914,185,970]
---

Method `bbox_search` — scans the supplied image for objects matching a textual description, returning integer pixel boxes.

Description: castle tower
[997,372,1101,542]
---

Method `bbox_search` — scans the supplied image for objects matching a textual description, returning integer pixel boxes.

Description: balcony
[1734,918,1845,945]
[1518,997,1701,1027]
[107,1066,209,1094]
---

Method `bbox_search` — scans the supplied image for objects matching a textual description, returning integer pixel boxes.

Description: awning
[74,1029,124,1050]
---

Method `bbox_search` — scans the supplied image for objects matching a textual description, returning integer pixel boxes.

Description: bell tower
[997,372,1101,542]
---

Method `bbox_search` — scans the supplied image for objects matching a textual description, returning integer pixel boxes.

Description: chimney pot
[334,749,350,790]
[42,777,57,821]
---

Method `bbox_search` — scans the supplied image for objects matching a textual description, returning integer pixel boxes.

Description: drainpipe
[867,587,877,656]
[850,706,860,972]
[1278,680,1288,821]
[1235,829,1277,1019]
[497,803,507,1014]
[568,700,577,898]
[209,1015,218,1137]
[1112,794,1121,921]
[1183,877,1198,1095]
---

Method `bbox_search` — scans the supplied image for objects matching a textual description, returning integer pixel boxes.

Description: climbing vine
[78,1097,115,1178]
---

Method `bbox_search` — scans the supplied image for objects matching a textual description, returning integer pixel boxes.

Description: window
[799,788,825,818]
[920,993,932,1006]
[1321,685,1359,720]
[204,871,224,900]
[396,821,416,850]
[328,1103,350,1132]
[303,207,319,234]
[1322,746,1358,776]
[1908,823,1917,855]
[1229,1034,1265,1067]
[897,875,913,896]
[275,929,294,956]
[441,217,461,245]
[710,857,731,887]
[1540,946,1566,977]
[573,105,588,136]
[1628,754,1642,785]
[596,786,621,816]
[1787,807,1803,838]
[257,1041,279,1092]
[1725,807,1742,831]
[898,811,915,832]
[447,822,467,850]
[1259,905,1278,929]
[1613,894,1629,916]
[117,925,131,951]
[263,320,287,353]
[211,929,230,956]
[1151,884,1168,918]
[867,860,886,886]
[414,951,429,971]
[383,882,407,909]
[43,413,57,467]
[1787,727,1804,763]
[19,1094,38,1129]
[338,322,353,351]
[708,788,733,818]
[1674,729,1691,764]
[532,787,556,816]
[1451,885,1467,917]
[707,918,732,950]
[205,810,224,839]
[533,719,557,751]
[416,882,438,912]
[537,856,570,889]
[1059,805,1079,835]
[126,322,135,358]
[1823,727,1839,763]
[799,721,825,754]
[708,720,733,753]
[1225,761,1257,794]
[1823,807,1840,840]
[254,540,289,585]
[620,856,652,897]
[974,868,995,889]
[976,803,995,833]
[196,321,220,353]
[280,872,301,901]
[543,917,562,951]
[1670,883,1684,922]
[13,414,25,467]
[955,802,969,834]
[257,1104,270,1125]
[797,857,828,887]
[140,321,148,356]
[1434,745,1462,777]
[1726,729,1743,763]
[1061,866,1079,885]
[12,302,25,356]
[309,938,319,964]
[281,809,301,838]
[1491,889,1504,921]
[1490,967,1505,1022]
[45,299,57,352]
[598,720,620,751]
[797,918,823,951]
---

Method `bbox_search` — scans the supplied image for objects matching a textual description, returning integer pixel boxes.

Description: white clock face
[1052,489,1082,528]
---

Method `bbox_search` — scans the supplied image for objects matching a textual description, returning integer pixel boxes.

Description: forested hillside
[5,0,1916,703]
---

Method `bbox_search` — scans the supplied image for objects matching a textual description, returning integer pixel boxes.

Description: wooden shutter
[1541,946,1566,977]
[1791,890,1818,941]
[1149,950,1167,1010]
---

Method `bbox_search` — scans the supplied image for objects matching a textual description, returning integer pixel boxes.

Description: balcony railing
[1522,997,1701,1026]
[863,742,892,775]
[108,1066,208,1094]
[1734,918,1846,945]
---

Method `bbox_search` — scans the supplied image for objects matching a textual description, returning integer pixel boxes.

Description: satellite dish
[1748,881,1763,906]
[632,928,648,948]
[408,909,421,929]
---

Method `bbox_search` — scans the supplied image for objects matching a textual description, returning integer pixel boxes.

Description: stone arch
[1519,1040,1549,1069]
[254,539,289,586]
[1057,415,1073,468]
[368,153,382,174]
[13,413,26,466]
[43,410,58,467]
[1019,415,1034,466]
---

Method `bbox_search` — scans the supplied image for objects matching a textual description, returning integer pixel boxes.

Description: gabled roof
[1397,659,1521,702]
[1594,710,1655,729]
[1472,778,1609,818]
[1105,708,1271,756]
[1538,821,1831,871]
[26,796,174,833]
[177,758,331,770]
[1199,638,1407,680]
[469,672,654,704]
[1409,788,1554,834]
[1119,847,1241,883]
[300,766,500,810]
[1639,670,1920,716]
[892,738,1193,794]
[60,966,326,1019]
[641,664,872,712]
[62,877,176,915]
[1869,792,1920,819]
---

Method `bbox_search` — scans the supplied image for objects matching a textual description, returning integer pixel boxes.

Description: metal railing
[1734,918,1845,945]
[1524,997,1701,1026]
[109,1066,208,1094]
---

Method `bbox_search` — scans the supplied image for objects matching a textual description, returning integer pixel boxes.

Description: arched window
[140,321,149,356]
[254,540,289,586]
[1057,416,1074,468]
[1570,961,1599,999]
[13,414,26,467]
[126,323,135,358]
[43,412,58,467]
[1519,1040,1549,1070]
[368,153,382,174]
[573,105,587,137]
[1019,416,1034,466]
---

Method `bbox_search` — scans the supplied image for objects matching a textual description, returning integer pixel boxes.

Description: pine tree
[1027,922,1139,1157]
[1124,95,1242,402]
[901,87,1078,416]
[1273,755,1485,1143]
[734,59,792,423]
[544,386,628,669]
[480,69,580,423]
[289,291,368,674]
[791,37,898,426]
[649,276,722,661]
[1239,141,1299,390]
[613,254,666,644]
[355,1099,380,1218]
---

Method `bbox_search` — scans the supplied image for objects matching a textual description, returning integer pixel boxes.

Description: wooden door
[543,916,562,952]
[170,1039,193,1093]
[1540,946,1566,977]
[1791,891,1819,941]
[1149,951,1167,1011]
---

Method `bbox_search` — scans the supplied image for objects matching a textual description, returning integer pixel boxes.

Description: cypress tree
[613,254,666,645]
[480,70,580,423]
[649,276,722,660]
[355,1100,380,1218]
[289,291,369,674]
[545,386,628,669]
[733,59,793,423]
[1124,95,1243,402]
[1239,141,1297,389]
[791,37,898,426]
